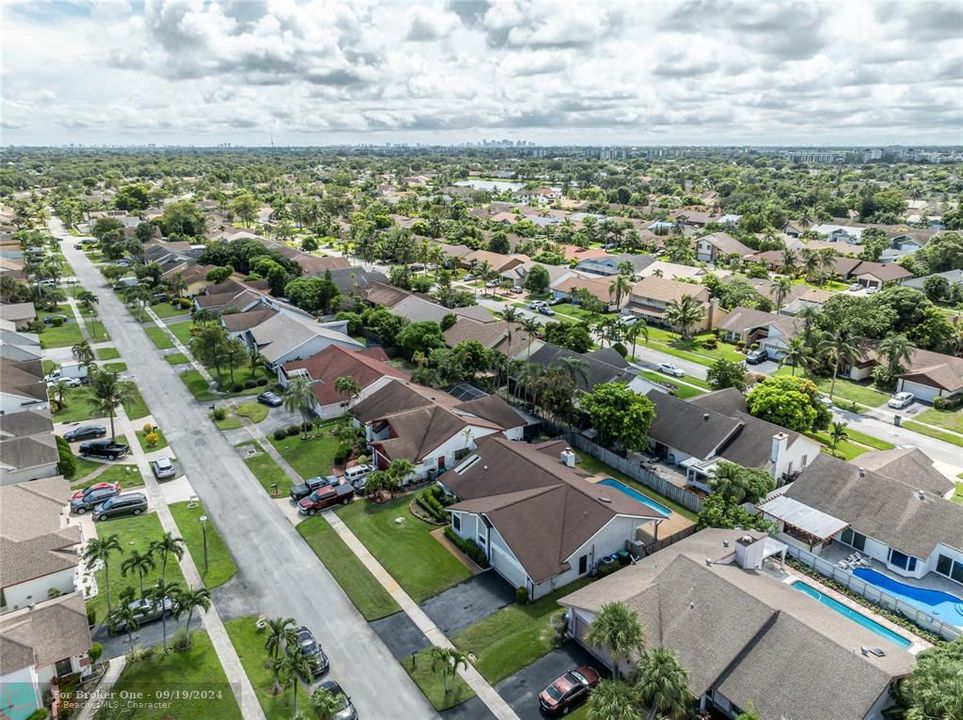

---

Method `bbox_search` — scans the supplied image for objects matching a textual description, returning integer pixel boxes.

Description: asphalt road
[53,219,438,720]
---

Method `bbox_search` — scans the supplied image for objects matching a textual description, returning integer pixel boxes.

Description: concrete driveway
[495,641,608,720]
[419,571,516,636]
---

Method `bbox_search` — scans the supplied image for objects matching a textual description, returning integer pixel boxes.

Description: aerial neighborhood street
[2,3,963,720]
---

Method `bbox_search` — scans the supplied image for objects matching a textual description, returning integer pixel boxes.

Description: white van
[344,464,373,487]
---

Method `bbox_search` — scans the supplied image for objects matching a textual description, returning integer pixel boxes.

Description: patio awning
[758,495,848,540]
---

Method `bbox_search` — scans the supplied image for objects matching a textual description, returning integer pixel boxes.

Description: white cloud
[1,0,960,145]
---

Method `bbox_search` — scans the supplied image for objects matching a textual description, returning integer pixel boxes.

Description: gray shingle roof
[0,593,91,673]
[0,408,53,439]
[855,447,954,497]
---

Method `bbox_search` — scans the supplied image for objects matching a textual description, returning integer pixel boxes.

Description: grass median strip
[903,420,963,448]
[268,429,340,481]
[96,346,121,361]
[224,616,304,720]
[403,646,475,711]
[239,441,293,496]
[145,324,175,349]
[165,351,190,365]
[136,425,169,452]
[297,515,400,620]
[169,500,237,588]
[121,383,150,420]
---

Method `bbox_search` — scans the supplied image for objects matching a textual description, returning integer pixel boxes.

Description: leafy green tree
[745,375,829,432]
[588,680,642,720]
[706,358,747,392]
[311,686,345,720]
[114,183,151,212]
[585,601,645,679]
[397,320,446,358]
[160,200,206,239]
[903,637,963,720]
[580,383,656,451]
[83,535,122,612]
[488,233,510,254]
[543,321,593,353]
[206,266,233,284]
[523,264,550,293]
[229,191,259,226]
[632,646,690,720]
[190,323,230,386]
[696,493,772,531]
[709,461,774,504]
[264,617,298,695]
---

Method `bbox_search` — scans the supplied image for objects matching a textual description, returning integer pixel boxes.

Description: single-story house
[647,389,820,486]
[637,261,729,282]
[574,253,656,277]
[325,267,387,295]
[244,312,363,370]
[714,307,801,360]
[694,232,752,264]
[0,358,48,416]
[0,303,36,331]
[443,318,534,359]
[846,260,914,289]
[221,308,280,338]
[551,275,627,312]
[560,528,914,720]
[848,346,963,403]
[901,268,963,293]
[626,277,712,331]
[443,437,664,599]
[462,250,529,275]
[811,223,865,245]
[0,409,58,486]
[668,210,715,228]
[524,344,633,393]
[0,325,41,363]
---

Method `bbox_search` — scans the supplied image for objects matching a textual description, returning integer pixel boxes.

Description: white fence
[787,545,962,642]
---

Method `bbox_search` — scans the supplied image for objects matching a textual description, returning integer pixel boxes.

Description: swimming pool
[597,478,671,517]
[853,567,963,629]
[791,580,912,648]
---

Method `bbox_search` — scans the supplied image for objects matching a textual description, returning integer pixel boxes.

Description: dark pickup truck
[289,475,340,502]
[297,484,354,515]
[78,439,130,460]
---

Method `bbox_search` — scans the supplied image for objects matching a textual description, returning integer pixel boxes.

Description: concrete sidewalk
[74,656,127,720]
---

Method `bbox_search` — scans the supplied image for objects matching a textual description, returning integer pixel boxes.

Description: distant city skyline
[2,0,961,146]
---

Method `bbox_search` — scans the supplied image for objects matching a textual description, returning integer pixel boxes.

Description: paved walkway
[74,656,127,720]
[325,512,521,720]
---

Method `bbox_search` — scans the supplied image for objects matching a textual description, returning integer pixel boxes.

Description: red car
[70,481,121,501]
[297,484,354,515]
[538,666,600,716]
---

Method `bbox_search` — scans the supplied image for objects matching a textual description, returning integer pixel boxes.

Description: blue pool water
[853,567,963,629]
[792,580,912,648]
[597,478,671,517]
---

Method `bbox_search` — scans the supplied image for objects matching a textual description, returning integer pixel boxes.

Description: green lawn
[268,429,340,481]
[843,427,895,450]
[86,512,187,622]
[573,451,698,521]
[773,368,889,408]
[240,441,293,496]
[552,303,617,323]
[914,407,963,434]
[636,369,706,399]
[103,361,127,373]
[403,646,476,711]
[38,318,84,348]
[169,501,237,588]
[452,579,591,684]
[168,320,194,346]
[807,431,869,461]
[43,358,57,374]
[297,516,400,620]
[135,425,169,452]
[953,482,963,504]
[81,312,109,343]
[122,383,150,420]
[99,631,241,720]
[180,369,218,402]
[642,328,745,366]
[904,421,963,448]
[214,414,244,430]
[96,346,121,361]
[52,387,101,423]
[223,616,307,720]
[151,301,190,319]
[165,352,191,365]
[67,455,105,482]
[217,402,269,430]
[145,325,175,349]
[336,496,471,602]
[71,463,142,490]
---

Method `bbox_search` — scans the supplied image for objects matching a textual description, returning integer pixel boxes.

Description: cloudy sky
[2,0,961,146]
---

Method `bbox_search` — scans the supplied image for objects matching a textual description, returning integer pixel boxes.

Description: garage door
[490,543,528,590]
[900,380,940,404]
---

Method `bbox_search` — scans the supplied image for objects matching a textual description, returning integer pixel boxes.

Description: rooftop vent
[703,413,710,421]
[705,558,713,566]
[917,490,925,500]
[858,467,865,477]
[599,496,612,503]
[722,540,730,548]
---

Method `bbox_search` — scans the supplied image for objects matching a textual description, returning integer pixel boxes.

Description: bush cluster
[444,526,489,568]
[416,488,447,523]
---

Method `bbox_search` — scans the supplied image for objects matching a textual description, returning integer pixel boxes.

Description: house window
[578,555,588,575]
[841,529,866,552]
[936,554,953,577]
[55,657,72,677]
[888,549,917,572]
[952,561,963,585]
[452,515,461,533]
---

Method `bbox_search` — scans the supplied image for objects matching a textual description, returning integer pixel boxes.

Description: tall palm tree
[877,333,913,377]
[71,339,95,372]
[283,376,315,437]
[555,356,589,391]
[334,376,361,408]
[588,679,642,720]
[781,337,812,377]
[585,601,645,679]
[632,647,689,720]
[779,248,797,277]
[107,605,140,656]
[148,579,181,653]
[264,617,299,694]
[664,294,704,340]
[90,369,131,441]
[248,347,266,378]
[174,586,211,644]
[819,331,863,399]
[828,421,849,457]
[623,319,648,354]
[278,646,312,715]
[149,532,186,586]
[430,647,469,696]
[520,317,541,360]
[772,276,793,314]
[608,274,633,309]
[83,535,122,612]
[120,549,156,598]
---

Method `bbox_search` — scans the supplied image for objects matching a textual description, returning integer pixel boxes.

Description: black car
[745,348,768,365]
[64,425,107,442]
[93,492,148,521]
[44,314,70,325]
[318,680,357,720]
[70,486,120,514]
[257,391,283,407]
[79,439,130,460]
[289,475,339,502]
[290,626,329,677]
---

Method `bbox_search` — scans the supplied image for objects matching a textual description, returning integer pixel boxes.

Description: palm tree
[828,421,849,457]
[585,601,645,679]
[781,337,811,377]
[248,347,266,378]
[632,647,690,720]
[278,646,313,715]
[51,379,70,412]
[149,532,186,586]
[76,289,99,337]
[174,586,211,645]
[107,605,140,656]
[608,274,633,309]
[520,317,541,360]
[623,319,648,355]
[71,339,95,372]
[283,376,314,437]
[877,333,913,377]
[90,369,131,441]
[334,376,361,409]
[663,294,704,340]
[311,685,344,720]
[148,579,181,653]
[120,548,155,598]
[772,276,793,313]
[385,458,415,492]
[709,462,749,504]
[588,679,642,720]
[430,647,469,696]
[555,356,589,391]
[83,535,122,612]
[779,248,797,277]
[819,331,863,400]
[264,617,298,694]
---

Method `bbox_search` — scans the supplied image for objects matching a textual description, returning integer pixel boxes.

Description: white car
[151,456,176,479]
[848,283,863,292]
[887,392,915,409]
[529,300,547,310]
[658,362,686,378]
[47,377,82,388]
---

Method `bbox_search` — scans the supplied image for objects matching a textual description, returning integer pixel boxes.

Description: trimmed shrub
[257,377,269,386]
[88,642,104,664]
[612,341,628,358]
[273,428,287,441]
[211,407,227,421]
[286,424,301,437]
[333,442,352,465]
[55,436,76,478]
[244,378,258,389]
[142,422,154,434]
[49,317,65,327]
[702,337,718,350]
[416,489,447,522]
[231,382,243,393]
[444,527,489,568]
[145,431,159,447]
[86,606,96,626]
[515,586,529,604]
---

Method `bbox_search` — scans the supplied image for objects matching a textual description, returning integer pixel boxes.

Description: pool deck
[819,541,963,600]
[584,473,695,539]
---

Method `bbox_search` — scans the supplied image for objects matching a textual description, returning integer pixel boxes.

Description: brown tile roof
[362,283,410,308]
[350,380,435,423]
[0,302,36,324]
[630,276,710,304]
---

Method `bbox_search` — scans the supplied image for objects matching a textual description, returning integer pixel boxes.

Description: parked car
[44,314,70,325]
[538,666,600,716]
[114,596,175,630]
[70,486,120,514]
[658,362,686,378]
[47,377,82,388]
[64,425,107,442]
[618,314,638,326]
[529,300,547,310]
[343,464,373,489]
[93,492,148,521]
[70,480,121,501]
[485,279,499,288]
[115,259,131,267]
[290,475,340,502]
[463,273,474,282]
[79,439,130,460]
[290,626,329,676]
[887,391,915,409]
[317,680,357,720]
[745,348,768,365]
[537,305,555,316]
[848,283,863,291]
[510,285,523,293]
[257,391,283,407]
[151,456,176,479]
[298,485,354,515]
[74,242,84,250]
